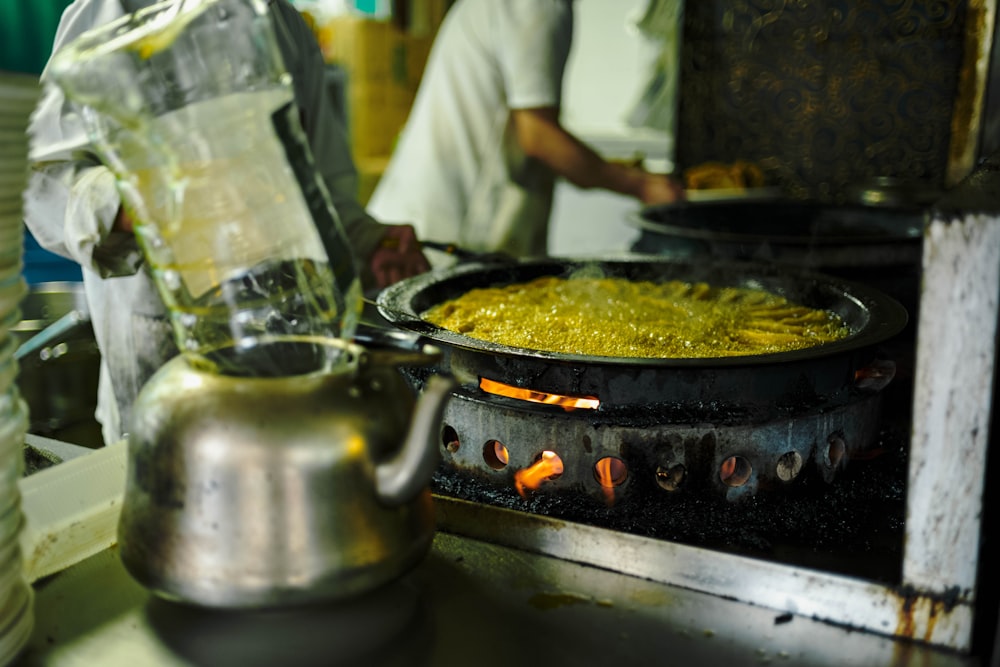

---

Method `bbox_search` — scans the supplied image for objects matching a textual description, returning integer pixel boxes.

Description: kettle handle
[374,374,455,506]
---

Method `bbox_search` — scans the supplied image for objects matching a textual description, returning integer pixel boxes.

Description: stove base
[439,388,886,503]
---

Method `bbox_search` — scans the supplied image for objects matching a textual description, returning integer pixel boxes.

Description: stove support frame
[903,210,999,647]
[436,205,1000,653]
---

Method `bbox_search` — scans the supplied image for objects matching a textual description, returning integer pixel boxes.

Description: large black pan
[633,200,924,249]
[631,200,926,317]
[377,257,907,413]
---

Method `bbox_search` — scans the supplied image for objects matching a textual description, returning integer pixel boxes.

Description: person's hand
[638,171,685,206]
[113,204,135,232]
[367,224,431,289]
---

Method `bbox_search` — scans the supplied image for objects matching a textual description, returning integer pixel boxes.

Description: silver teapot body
[118,336,452,608]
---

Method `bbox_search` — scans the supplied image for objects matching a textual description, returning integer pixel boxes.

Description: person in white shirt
[24,0,430,446]
[367,0,684,266]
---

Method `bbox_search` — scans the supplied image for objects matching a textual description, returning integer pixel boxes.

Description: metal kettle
[118,332,453,608]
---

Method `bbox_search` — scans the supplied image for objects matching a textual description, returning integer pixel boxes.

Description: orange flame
[480,378,599,411]
[514,451,564,497]
[594,457,627,507]
[595,458,615,487]
[720,456,737,481]
[493,441,510,465]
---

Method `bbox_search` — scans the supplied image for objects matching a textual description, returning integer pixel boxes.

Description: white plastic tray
[18,440,127,583]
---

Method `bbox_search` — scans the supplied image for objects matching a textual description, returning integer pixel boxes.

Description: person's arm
[271,0,428,289]
[510,106,684,205]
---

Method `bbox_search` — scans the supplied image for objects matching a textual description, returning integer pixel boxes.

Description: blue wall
[23,235,82,285]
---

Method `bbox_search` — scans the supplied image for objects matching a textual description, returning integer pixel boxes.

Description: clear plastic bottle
[49,0,360,377]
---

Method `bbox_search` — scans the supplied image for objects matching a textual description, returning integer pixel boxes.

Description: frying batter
[423,276,850,358]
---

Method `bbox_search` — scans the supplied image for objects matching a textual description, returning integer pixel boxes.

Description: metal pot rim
[377,256,909,368]
[631,200,926,246]
[13,281,89,333]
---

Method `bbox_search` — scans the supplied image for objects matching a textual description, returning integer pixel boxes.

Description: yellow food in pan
[422,276,850,358]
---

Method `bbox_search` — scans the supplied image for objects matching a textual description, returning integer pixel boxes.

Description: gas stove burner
[381,257,908,505]
[436,382,885,503]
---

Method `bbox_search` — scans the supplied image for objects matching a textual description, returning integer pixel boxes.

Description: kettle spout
[375,374,455,505]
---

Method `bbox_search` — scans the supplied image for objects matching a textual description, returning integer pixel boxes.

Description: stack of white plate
[0,70,38,665]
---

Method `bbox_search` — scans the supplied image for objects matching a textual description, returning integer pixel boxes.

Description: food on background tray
[422,276,850,358]
[683,160,766,191]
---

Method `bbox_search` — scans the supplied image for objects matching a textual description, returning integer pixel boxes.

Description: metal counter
[14,525,978,667]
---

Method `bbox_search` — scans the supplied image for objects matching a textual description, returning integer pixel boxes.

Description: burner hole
[826,436,846,468]
[655,464,686,492]
[594,457,628,488]
[776,451,803,482]
[483,440,510,470]
[442,425,460,454]
[720,456,752,488]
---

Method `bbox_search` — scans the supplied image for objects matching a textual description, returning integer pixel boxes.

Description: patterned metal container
[675,0,988,200]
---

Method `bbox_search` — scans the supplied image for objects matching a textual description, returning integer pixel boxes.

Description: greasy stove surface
[17,532,973,667]
[433,420,909,585]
